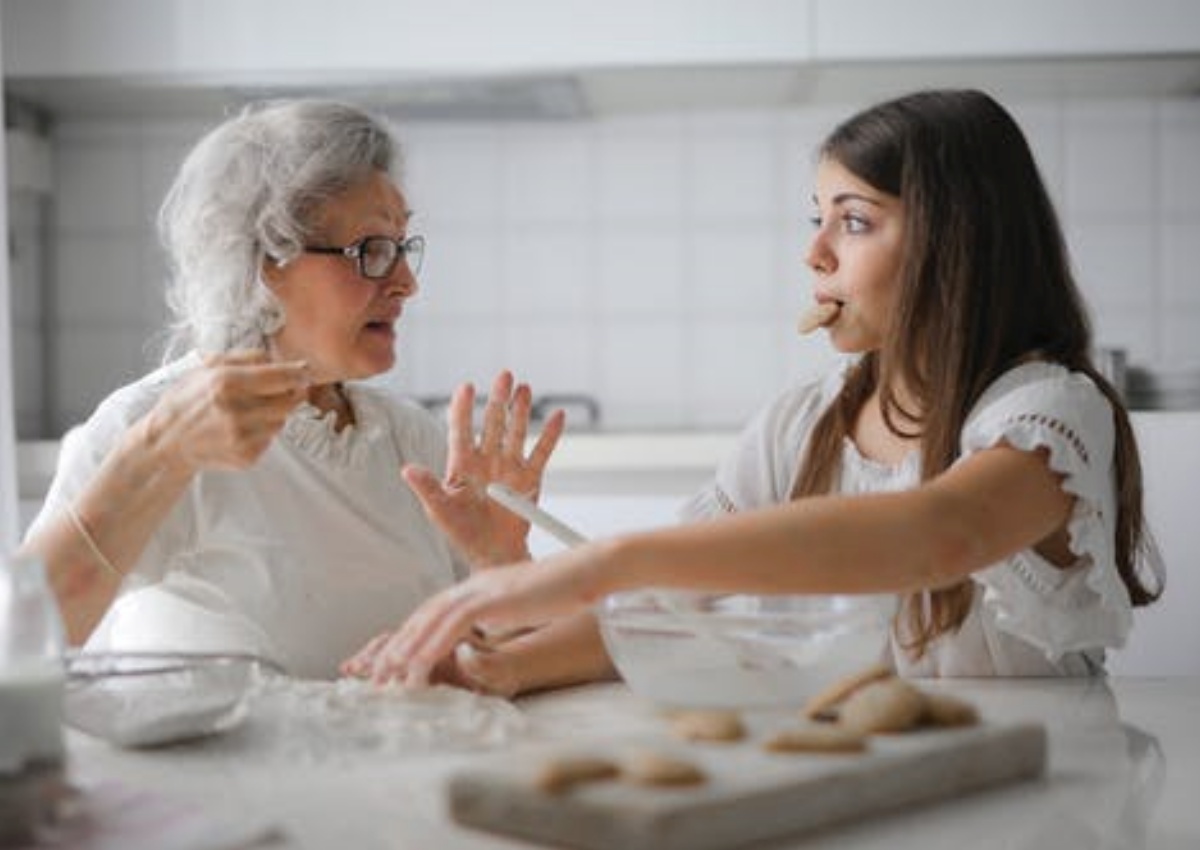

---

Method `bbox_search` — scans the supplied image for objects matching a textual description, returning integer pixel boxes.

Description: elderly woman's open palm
[402,371,565,568]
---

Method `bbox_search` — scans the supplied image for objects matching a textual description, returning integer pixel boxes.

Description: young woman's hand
[142,350,309,474]
[340,544,607,688]
[403,370,565,567]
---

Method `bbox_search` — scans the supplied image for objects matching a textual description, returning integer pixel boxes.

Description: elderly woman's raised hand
[402,370,565,567]
[143,350,309,474]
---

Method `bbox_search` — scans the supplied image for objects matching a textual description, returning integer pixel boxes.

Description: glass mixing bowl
[598,591,895,708]
[63,651,282,748]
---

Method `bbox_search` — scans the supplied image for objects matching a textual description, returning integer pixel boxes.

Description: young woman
[346,89,1164,686]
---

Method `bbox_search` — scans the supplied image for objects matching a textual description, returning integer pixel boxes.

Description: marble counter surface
[52,676,1200,850]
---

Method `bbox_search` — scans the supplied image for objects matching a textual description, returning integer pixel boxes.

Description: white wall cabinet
[813,0,1200,61]
[4,0,1198,87]
[0,0,816,82]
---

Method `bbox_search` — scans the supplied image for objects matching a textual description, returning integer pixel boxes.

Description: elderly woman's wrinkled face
[263,170,417,385]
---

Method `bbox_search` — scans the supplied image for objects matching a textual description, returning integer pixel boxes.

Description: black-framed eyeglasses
[303,234,426,280]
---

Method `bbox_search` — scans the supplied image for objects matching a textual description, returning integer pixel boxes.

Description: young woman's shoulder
[962,360,1116,472]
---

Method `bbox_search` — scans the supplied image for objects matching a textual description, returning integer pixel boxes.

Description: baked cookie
[803,663,894,721]
[534,755,620,794]
[668,709,746,742]
[920,691,980,728]
[621,751,707,787]
[837,677,926,734]
[763,724,867,754]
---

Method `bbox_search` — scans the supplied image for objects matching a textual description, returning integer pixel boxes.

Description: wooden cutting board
[447,721,1046,850]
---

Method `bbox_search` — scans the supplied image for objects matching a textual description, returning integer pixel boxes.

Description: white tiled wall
[10,95,1200,437]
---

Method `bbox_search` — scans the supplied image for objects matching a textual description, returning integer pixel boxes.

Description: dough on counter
[764,724,867,754]
[838,678,926,735]
[621,751,707,787]
[920,691,980,728]
[534,755,620,794]
[667,708,746,742]
[803,662,893,721]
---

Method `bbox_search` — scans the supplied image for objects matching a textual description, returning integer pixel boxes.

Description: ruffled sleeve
[959,362,1134,658]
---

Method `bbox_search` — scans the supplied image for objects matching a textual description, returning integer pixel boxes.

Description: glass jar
[1,554,68,845]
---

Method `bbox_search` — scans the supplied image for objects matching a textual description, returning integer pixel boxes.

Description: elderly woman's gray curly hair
[157,99,400,359]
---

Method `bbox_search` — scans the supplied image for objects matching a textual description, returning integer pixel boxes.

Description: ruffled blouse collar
[281,384,390,468]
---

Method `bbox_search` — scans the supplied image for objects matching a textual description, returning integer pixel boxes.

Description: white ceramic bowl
[598,591,895,708]
[63,651,280,747]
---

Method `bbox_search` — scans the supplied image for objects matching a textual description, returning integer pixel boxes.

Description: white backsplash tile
[12,327,44,433]
[1067,221,1159,311]
[1160,102,1200,216]
[685,124,780,221]
[52,136,145,233]
[501,321,597,395]
[595,118,686,222]
[501,123,595,223]
[53,327,148,431]
[1161,309,1200,367]
[596,229,684,319]
[55,233,144,324]
[501,225,595,319]
[1162,221,1200,309]
[1064,102,1158,220]
[598,321,685,428]
[19,95,1200,436]
[688,226,780,320]
[416,226,507,319]
[687,319,780,418]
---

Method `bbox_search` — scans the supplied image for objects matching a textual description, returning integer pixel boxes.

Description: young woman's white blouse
[26,354,466,679]
[681,360,1153,677]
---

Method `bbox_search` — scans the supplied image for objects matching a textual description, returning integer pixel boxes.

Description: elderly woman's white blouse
[681,361,1154,676]
[27,354,466,679]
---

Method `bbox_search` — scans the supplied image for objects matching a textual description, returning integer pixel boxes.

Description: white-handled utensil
[485,483,589,547]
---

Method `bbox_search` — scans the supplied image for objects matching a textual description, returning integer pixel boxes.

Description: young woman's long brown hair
[791,89,1161,657]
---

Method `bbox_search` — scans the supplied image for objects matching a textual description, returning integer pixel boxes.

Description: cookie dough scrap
[797,301,841,335]
[668,708,747,742]
[534,755,620,794]
[920,691,980,728]
[838,677,927,735]
[621,751,707,787]
[764,724,867,754]
[803,662,894,721]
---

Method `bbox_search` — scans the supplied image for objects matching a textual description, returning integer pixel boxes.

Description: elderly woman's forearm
[24,416,196,643]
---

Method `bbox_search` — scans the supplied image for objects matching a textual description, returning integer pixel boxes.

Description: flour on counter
[241,677,529,763]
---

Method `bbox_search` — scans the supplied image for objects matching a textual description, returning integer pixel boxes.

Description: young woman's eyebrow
[809,192,884,208]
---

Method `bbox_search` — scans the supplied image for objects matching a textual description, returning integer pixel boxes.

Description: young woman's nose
[805,230,835,275]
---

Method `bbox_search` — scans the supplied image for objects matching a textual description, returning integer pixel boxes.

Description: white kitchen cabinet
[4,0,1198,102]
[814,0,1200,61]
[0,0,815,82]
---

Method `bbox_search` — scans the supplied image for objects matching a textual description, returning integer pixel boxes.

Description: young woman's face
[805,157,905,354]
[264,170,417,385]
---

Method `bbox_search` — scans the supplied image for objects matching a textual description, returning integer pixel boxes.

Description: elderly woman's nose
[387,261,418,297]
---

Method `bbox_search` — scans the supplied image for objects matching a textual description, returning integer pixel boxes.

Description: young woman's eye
[843,213,870,234]
[808,215,823,230]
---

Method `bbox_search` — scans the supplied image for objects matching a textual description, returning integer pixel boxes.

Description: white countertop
[51,676,1200,849]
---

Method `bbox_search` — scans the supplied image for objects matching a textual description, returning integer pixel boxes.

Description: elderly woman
[20,100,610,688]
